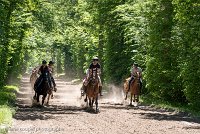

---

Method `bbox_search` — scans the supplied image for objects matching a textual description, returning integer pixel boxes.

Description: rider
[48,61,57,91]
[81,57,103,96]
[34,60,51,92]
[128,62,142,91]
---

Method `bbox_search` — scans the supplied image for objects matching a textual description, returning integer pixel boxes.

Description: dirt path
[8,76,200,134]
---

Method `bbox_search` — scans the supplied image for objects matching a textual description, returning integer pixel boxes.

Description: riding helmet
[42,60,47,64]
[92,56,99,61]
[49,61,54,65]
[133,62,138,67]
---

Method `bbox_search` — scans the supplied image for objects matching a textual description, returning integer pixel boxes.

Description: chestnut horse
[84,70,99,112]
[124,72,140,106]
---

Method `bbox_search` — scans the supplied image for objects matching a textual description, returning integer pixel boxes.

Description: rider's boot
[99,86,103,96]
[54,86,57,92]
[81,85,87,96]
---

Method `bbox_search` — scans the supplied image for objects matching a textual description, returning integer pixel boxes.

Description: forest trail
[8,76,200,134]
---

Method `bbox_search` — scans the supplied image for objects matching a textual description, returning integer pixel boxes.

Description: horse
[34,70,52,105]
[30,69,38,90]
[124,72,140,106]
[84,70,99,113]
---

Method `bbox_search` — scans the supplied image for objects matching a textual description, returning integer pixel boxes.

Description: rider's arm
[131,67,134,76]
[97,68,101,75]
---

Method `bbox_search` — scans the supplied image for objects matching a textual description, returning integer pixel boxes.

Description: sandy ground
[8,76,200,134]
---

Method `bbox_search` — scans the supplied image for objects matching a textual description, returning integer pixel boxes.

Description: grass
[0,85,18,133]
[140,94,200,117]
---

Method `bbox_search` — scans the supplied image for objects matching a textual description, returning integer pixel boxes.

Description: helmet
[92,57,99,61]
[133,62,138,67]
[42,60,47,64]
[49,61,54,65]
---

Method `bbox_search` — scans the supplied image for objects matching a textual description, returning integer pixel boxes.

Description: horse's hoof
[96,108,99,113]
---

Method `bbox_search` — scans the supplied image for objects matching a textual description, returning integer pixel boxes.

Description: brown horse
[32,68,54,105]
[124,72,140,106]
[35,71,52,105]
[84,71,99,112]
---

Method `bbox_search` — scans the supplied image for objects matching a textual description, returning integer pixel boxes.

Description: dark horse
[84,70,99,113]
[124,72,140,106]
[34,69,52,105]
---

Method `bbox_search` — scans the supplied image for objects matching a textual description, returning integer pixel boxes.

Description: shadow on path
[14,104,84,121]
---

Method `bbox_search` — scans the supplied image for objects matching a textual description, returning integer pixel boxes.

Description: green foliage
[173,0,200,108]
[144,0,186,102]
[0,0,200,110]
[0,85,17,129]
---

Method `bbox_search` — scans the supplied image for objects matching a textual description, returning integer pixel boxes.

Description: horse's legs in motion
[130,94,133,106]
[51,92,54,99]
[84,95,88,102]
[91,98,94,108]
[136,95,139,102]
[95,96,99,112]
[47,92,51,105]
[36,93,40,105]
[133,94,136,102]
[33,92,37,100]
[42,94,47,105]
[89,98,92,108]
[125,92,128,100]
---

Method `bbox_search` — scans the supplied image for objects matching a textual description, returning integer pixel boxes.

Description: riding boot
[81,85,87,96]
[83,85,87,94]
[99,86,103,96]
[81,85,84,96]
[54,86,57,92]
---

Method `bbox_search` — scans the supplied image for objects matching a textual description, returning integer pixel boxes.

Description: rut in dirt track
[8,76,200,134]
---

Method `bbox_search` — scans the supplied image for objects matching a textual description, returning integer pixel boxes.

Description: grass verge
[0,85,18,134]
[140,94,200,117]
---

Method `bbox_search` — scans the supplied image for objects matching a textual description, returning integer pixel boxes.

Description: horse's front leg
[133,94,136,102]
[47,92,51,105]
[33,92,37,100]
[51,92,54,99]
[95,96,99,113]
[125,91,128,100]
[91,98,94,108]
[136,95,139,102]
[36,93,40,105]
[84,95,88,102]
[130,94,133,106]
[89,98,92,108]
[42,94,47,105]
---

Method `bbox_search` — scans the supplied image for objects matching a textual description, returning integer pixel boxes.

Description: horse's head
[89,71,99,86]
[136,72,140,78]
[42,70,51,82]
